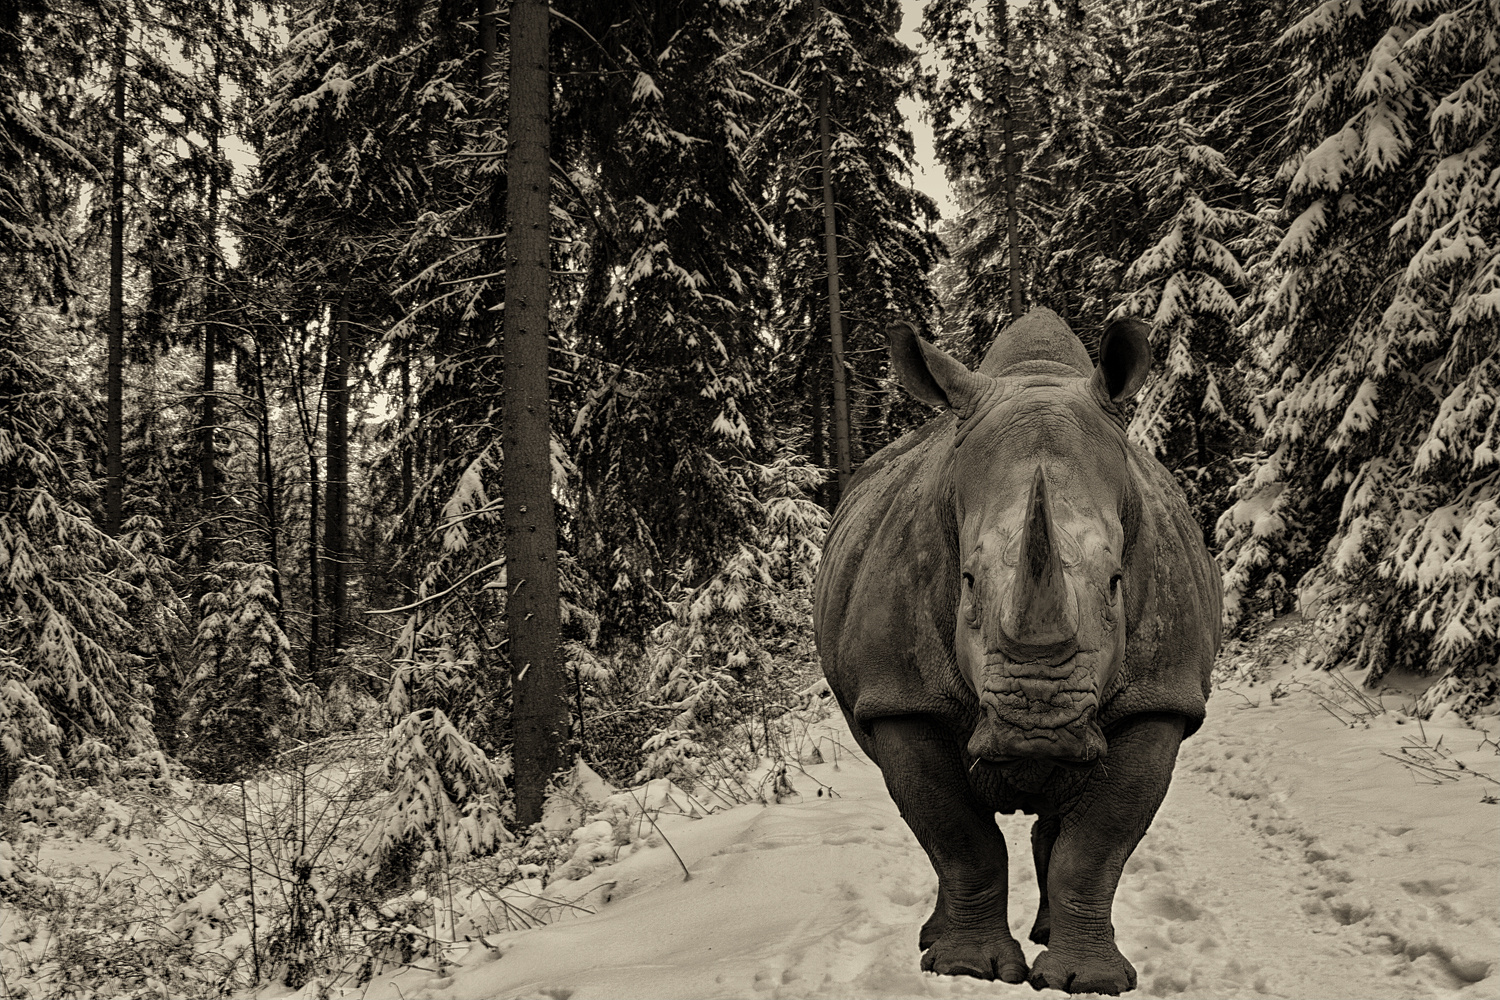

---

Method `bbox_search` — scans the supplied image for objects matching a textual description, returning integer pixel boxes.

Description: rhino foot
[921,931,1027,983]
[1027,946,1136,995]
[1029,902,1051,945]
[918,889,948,950]
[918,911,946,951]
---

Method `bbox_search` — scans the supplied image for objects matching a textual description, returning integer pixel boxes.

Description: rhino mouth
[967,654,1106,765]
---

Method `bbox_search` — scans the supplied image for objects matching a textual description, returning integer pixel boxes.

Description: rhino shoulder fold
[1106,446,1223,737]
[816,417,968,745]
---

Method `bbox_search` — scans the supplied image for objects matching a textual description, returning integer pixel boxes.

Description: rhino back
[814,419,977,758]
[1106,445,1224,735]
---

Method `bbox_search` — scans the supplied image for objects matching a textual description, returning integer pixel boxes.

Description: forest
[1,0,1497,995]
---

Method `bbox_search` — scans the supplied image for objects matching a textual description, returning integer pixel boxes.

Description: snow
[1277,199,1329,262]
[1355,27,1416,101]
[305,666,1499,1000]
[1288,128,1360,199]
[632,72,663,104]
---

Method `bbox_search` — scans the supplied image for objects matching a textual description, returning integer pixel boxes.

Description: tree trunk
[253,338,285,618]
[299,339,322,678]
[478,0,499,97]
[807,339,828,508]
[307,442,321,675]
[399,344,416,597]
[992,0,1024,319]
[105,19,127,535]
[818,72,852,503]
[323,292,351,679]
[502,0,567,828]
[199,309,217,554]
[199,54,221,572]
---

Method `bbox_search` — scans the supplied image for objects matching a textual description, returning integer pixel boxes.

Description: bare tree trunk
[307,441,321,674]
[253,338,285,618]
[290,340,322,678]
[324,292,351,677]
[478,0,499,97]
[105,19,127,535]
[992,0,1024,319]
[502,0,567,827]
[199,43,221,571]
[399,345,416,597]
[199,313,217,550]
[818,73,852,502]
[807,340,828,508]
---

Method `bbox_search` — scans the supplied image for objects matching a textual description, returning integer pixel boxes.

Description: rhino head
[888,314,1153,768]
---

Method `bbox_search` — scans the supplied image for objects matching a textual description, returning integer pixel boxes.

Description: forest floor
[282,637,1500,1000]
[3,631,1496,1000]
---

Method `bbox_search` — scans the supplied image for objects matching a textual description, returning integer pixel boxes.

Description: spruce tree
[753,0,942,481]
[1218,0,1500,713]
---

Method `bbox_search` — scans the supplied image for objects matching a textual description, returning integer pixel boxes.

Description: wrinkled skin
[814,309,1221,995]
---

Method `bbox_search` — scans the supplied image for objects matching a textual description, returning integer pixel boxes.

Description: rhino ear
[1092,317,1153,404]
[888,320,989,415]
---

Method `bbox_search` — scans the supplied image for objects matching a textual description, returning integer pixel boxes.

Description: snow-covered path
[345,675,1499,1000]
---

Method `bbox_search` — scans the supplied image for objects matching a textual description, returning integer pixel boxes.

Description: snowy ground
[291,663,1500,1000]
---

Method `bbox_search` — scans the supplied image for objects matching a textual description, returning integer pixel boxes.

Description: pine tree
[560,0,778,645]
[1218,0,1500,713]
[250,0,450,681]
[183,562,310,781]
[0,312,161,798]
[912,0,1044,359]
[753,0,943,483]
[0,0,194,796]
[1114,0,1285,527]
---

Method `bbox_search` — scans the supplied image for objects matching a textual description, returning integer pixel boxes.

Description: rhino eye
[962,572,974,589]
[1109,573,1123,600]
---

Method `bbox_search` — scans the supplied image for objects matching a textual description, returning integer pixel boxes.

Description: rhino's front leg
[919,879,948,950]
[1029,712,1184,996]
[1028,813,1061,944]
[869,715,1027,983]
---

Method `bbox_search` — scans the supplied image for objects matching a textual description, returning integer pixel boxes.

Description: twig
[1320,702,1352,727]
[1381,751,1459,782]
[818,735,868,765]
[786,760,839,797]
[627,790,691,881]
[499,885,598,916]
[1221,688,1261,708]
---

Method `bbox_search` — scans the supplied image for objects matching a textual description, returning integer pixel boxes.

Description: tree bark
[399,344,416,597]
[307,442,321,674]
[992,0,1024,319]
[808,337,827,508]
[324,292,351,677]
[478,0,499,98]
[253,338,285,618]
[198,42,221,572]
[503,0,567,827]
[295,340,322,679]
[105,18,127,535]
[818,72,852,503]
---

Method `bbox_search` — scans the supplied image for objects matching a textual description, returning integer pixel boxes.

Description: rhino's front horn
[1000,466,1079,659]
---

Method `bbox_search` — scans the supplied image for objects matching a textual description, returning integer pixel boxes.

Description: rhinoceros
[814,309,1221,995]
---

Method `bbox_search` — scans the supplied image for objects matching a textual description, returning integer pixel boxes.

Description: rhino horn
[1001,466,1079,657]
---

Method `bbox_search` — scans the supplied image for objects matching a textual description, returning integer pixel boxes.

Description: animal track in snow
[357,700,1495,1000]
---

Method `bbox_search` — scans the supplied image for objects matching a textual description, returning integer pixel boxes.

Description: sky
[897,0,959,220]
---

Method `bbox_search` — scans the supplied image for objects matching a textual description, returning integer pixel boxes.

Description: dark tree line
[1,0,1495,844]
